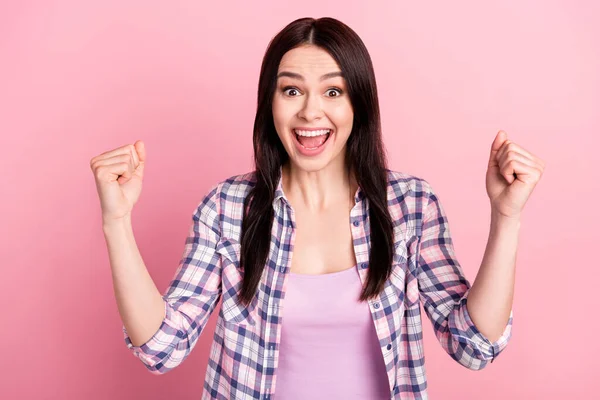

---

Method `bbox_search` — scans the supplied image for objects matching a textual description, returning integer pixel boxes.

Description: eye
[326,88,343,97]
[282,86,344,97]
[282,86,301,97]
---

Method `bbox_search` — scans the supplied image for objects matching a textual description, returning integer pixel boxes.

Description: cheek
[329,103,354,129]
[272,99,293,126]
[272,101,293,143]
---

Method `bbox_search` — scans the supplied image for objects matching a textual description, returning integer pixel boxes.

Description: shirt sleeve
[416,180,513,370]
[122,183,223,374]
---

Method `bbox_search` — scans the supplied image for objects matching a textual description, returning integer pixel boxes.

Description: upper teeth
[295,129,331,137]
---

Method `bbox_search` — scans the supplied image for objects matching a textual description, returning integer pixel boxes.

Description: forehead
[278,45,341,75]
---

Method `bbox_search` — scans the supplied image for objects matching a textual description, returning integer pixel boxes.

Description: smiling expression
[272,44,354,171]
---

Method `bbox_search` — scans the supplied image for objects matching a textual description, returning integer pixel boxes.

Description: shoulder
[199,170,257,212]
[385,169,437,236]
[203,169,436,211]
[199,169,254,198]
[214,170,257,200]
[385,168,435,203]
[193,171,257,239]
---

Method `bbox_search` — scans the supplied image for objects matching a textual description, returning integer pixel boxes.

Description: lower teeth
[296,132,331,150]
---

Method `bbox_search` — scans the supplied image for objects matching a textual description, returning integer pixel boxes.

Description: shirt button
[361,263,367,269]
[373,302,380,309]
[353,220,360,227]
[387,343,392,350]
[280,266,285,273]
[287,221,293,228]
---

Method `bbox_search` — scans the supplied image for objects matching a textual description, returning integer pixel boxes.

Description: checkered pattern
[123,167,513,399]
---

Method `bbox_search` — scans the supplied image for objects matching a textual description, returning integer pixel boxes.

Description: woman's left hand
[486,130,546,219]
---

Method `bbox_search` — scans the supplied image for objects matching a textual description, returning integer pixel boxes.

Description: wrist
[491,209,521,229]
[102,214,132,231]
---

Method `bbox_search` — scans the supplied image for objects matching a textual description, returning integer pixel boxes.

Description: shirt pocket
[390,231,419,307]
[216,237,260,326]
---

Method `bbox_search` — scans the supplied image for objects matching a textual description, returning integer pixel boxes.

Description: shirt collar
[272,166,286,207]
[271,165,364,207]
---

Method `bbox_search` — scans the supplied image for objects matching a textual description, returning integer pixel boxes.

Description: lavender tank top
[274,266,391,399]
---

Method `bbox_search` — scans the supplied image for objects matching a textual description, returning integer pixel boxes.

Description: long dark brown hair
[239,17,394,306]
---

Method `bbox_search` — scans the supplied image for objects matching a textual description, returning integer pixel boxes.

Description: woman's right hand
[90,140,146,223]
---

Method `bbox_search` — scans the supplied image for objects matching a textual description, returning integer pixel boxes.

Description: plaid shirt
[123,168,513,399]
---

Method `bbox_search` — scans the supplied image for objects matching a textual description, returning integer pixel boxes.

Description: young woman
[90,17,544,400]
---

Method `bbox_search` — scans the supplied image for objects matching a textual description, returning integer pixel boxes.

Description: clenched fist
[90,140,146,224]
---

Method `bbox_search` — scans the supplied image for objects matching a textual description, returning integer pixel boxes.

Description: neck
[282,160,358,212]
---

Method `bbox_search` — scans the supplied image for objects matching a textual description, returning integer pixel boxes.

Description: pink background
[1,1,598,399]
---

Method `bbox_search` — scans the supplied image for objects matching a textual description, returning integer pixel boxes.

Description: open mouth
[293,129,333,150]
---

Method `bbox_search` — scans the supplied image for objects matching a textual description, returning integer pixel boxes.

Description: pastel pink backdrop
[1,1,597,399]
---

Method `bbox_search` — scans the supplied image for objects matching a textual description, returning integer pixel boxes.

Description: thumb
[133,140,146,176]
[488,130,507,166]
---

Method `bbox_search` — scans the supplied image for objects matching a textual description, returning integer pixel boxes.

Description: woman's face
[272,45,354,172]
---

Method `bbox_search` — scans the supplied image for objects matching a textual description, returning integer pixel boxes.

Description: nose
[297,92,324,121]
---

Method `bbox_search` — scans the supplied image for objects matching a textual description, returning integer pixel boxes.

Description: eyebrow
[276,71,344,81]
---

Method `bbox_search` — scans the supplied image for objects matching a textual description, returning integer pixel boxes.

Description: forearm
[103,216,166,347]
[466,210,520,343]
